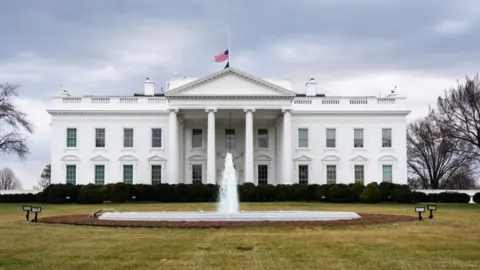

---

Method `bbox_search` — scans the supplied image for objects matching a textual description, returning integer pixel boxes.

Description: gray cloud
[0,0,479,188]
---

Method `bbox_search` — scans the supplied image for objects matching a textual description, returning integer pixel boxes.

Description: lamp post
[31,206,42,223]
[22,205,32,221]
[427,204,437,219]
[415,206,425,221]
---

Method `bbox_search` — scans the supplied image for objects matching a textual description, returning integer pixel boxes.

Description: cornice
[166,95,294,100]
[46,109,169,116]
[292,110,411,116]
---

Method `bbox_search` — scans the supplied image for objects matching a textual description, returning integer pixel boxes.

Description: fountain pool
[99,153,361,222]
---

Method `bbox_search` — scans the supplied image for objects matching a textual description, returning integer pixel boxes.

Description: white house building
[46,67,410,186]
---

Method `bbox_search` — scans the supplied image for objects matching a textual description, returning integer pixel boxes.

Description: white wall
[290,114,407,185]
[51,113,169,185]
[51,112,407,186]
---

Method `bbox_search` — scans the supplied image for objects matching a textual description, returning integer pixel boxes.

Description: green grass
[0,202,479,270]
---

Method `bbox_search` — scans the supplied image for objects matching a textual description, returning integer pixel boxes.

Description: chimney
[144,77,155,96]
[305,78,317,96]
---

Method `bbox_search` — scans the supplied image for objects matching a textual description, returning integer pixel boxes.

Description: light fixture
[415,206,425,221]
[427,204,437,219]
[31,206,42,223]
[22,205,32,221]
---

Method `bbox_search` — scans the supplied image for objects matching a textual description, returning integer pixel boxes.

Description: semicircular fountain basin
[99,211,361,222]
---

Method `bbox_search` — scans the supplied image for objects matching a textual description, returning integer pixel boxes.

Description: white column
[206,108,217,184]
[244,108,255,183]
[168,108,179,184]
[282,108,292,185]
[179,119,184,183]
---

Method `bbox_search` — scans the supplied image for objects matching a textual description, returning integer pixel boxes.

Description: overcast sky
[1,0,479,189]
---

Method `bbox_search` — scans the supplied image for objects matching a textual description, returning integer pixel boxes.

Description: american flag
[214,49,229,62]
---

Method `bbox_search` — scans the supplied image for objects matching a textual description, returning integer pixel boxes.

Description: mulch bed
[38,213,417,228]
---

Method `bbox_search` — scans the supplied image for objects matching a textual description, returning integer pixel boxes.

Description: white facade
[46,68,410,186]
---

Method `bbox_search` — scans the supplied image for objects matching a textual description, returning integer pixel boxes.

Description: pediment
[350,155,369,162]
[61,154,81,162]
[378,155,398,162]
[118,154,138,162]
[165,68,296,97]
[255,154,272,161]
[294,155,313,161]
[188,154,205,161]
[90,155,109,162]
[147,155,166,162]
[322,155,341,162]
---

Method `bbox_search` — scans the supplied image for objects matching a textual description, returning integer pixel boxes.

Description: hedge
[474,193,480,203]
[0,183,477,204]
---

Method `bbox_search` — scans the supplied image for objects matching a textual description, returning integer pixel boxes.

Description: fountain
[99,153,361,222]
[216,153,239,214]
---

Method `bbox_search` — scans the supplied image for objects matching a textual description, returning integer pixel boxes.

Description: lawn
[0,202,479,270]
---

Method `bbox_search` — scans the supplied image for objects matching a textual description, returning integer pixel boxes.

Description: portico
[167,108,293,185]
[164,68,297,185]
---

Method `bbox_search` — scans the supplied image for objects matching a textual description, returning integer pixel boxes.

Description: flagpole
[227,23,231,66]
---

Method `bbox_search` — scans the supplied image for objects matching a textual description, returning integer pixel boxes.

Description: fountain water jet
[98,154,361,222]
[217,153,239,214]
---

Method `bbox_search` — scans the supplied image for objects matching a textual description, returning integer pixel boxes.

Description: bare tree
[0,83,34,159]
[407,177,423,189]
[37,164,51,189]
[0,167,22,190]
[407,109,475,189]
[445,168,478,189]
[436,74,480,160]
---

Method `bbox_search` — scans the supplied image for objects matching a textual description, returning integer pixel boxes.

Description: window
[94,165,105,185]
[326,165,336,184]
[257,129,268,148]
[298,165,309,184]
[123,165,133,184]
[382,128,392,148]
[151,165,162,185]
[354,165,364,184]
[354,128,364,148]
[192,129,203,148]
[298,128,308,148]
[152,128,162,148]
[66,165,76,185]
[123,128,134,148]
[95,128,106,148]
[225,129,235,149]
[257,165,268,185]
[382,165,393,182]
[326,128,336,148]
[66,128,77,147]
[192,165,203,184]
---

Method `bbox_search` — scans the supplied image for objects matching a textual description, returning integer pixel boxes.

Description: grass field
[0,202,479,270]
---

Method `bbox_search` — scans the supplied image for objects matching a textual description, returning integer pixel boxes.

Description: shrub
[412,192,428,202]
[427,193,438,202]
[77,184,103,204]
[1,181,428,204]
[255,184,277,202]
[437,192,471,203]
[349,182,365,202]
[359,182,382,203]
[40,183,78,203]
[327,184,353,203]
[104,183,131,203]
[379,182,396,201]
[392,188,414,203]
[0,193,38,203]
[473,193,480,203]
